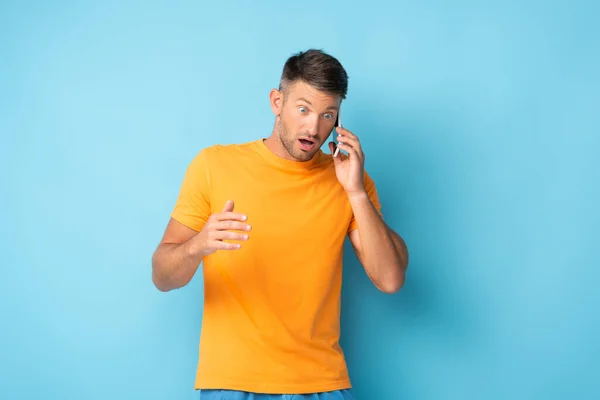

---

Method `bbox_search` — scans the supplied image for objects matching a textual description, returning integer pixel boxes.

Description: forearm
[152,237,204,292]
[349,192,408,293]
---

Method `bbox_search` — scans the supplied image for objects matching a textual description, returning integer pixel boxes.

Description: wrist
[346,189,368,202]
[188,234,207,259]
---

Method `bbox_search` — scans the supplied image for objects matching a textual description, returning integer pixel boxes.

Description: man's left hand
[328,127,366,197]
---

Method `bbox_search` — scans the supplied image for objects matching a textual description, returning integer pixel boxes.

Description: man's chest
[208,169,353,248]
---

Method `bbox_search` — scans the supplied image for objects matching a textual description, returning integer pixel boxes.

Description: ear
[269,88,283,117]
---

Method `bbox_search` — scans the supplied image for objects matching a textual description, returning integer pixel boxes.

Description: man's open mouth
[298,138,316,150]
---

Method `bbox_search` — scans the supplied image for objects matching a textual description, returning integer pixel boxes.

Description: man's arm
[152,218,204,292]
[347,193,408,293]
[328,126,408,294]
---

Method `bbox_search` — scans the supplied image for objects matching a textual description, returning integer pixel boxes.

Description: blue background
[1,1,599,399]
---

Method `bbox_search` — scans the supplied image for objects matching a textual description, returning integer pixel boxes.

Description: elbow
[379,275,405,294]
[364,258,408,294]
[152,266,169,292]
[377,233,408,294]
[152,271,171,292]
[151,254,173,292]
[377,264,407,294]
[151,260,190,292]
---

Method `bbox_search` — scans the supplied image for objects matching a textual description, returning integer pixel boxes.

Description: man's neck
[263,134,295,161]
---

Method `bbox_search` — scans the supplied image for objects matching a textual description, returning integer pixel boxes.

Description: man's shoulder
[194,139,260,161]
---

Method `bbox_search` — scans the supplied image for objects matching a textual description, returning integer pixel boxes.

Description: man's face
[273,80,340,162]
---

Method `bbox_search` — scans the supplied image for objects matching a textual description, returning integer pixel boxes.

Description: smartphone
[333,106,342,157]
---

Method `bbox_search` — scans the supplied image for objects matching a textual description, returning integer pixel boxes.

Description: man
[152,49,408,399]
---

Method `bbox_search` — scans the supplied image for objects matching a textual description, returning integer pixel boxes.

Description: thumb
[329,142,343,164]
[222,200,234,213]
[328,141,335,154]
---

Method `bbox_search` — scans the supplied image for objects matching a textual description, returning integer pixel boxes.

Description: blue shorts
[199,389,356,400]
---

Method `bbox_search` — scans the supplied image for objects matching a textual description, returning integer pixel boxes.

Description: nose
[305,114,320,136]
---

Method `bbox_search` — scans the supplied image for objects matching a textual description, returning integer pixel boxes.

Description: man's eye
[299,107,307,114]
[324,113,333,120]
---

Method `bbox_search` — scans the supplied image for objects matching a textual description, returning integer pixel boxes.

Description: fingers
[336,141,361,159]
[337,135,359,148]
[212,240,243,250]
[336,133,361,152]
[207,216,251,251]
[334,127,363,159]
[214,220,252,232]
[209,226,250,250]
[203,200,252,252]
[221,199,235,213]
[215,211,247,222]
[335,126,358,140]
[214,200,247,222]
[211,230,249,242]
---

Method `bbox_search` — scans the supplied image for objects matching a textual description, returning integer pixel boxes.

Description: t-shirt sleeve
[347,171,383,234]
[170,148,212,232]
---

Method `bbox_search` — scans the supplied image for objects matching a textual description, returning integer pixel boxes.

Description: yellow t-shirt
[170,138,382,394]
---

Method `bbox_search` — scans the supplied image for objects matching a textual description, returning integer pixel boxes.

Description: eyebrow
[296,97,339,111]
[297,97,313,106]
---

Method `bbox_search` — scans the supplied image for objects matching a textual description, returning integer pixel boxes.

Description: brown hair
[279,49,349,100]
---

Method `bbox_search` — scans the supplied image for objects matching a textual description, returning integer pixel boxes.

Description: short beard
[276,116,313,162]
